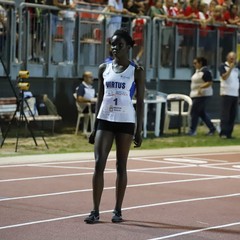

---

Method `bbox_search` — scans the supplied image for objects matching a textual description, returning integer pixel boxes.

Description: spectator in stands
[224,4,240,25]
[25,0,44,63]
[210,5,227,62]
[84,28,144,224]
[161,0,178,67]
[149,0,178,66]
[122,0,139,27]
[219,0,232,8]
[124,0,142,16]
[148,0,166,19]
[201,0,220,64]
[189,56,216,136]
[218,51,239,139]
[123,0,145,65]
[75,71,96,113]
[197,2,213,65]
[107,0,131,39]
[221,4,240,61]
[179,0,199,67]
[134,0,149,14]
[44,0,69,64]
[209,0,218,17]
[59,0,77,65]
[132,17,146,65]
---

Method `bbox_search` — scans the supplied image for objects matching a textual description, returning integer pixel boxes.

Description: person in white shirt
[107,0,131,39]
[189,57,216,136]
[60,0,76,64]
[84,28,144,224]
[218,51,239,138]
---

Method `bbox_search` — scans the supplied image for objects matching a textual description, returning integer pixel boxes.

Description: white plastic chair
[73,93,94,135]
[164,93,192,133]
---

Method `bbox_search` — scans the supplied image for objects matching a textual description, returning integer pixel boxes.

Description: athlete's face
[110,35,129,58]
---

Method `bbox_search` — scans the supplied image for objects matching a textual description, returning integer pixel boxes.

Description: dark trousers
[220,95,238,137]
[190,97,215,132]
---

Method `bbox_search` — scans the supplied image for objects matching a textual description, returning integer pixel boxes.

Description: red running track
[0,147,240,240]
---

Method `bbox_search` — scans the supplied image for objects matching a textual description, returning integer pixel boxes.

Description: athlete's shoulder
[99,61,111,71]
[130,60,144,72]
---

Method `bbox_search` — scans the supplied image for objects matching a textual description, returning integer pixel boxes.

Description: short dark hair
[110,28,135,48]
[196,56,208,66]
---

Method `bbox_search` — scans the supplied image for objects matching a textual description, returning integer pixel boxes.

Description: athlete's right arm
[95,63,106,120]
[88,63,106,144]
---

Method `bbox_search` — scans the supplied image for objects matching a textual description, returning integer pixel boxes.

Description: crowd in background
[28,0,240,65]
[0,0,240,65]
[120,0,240,65]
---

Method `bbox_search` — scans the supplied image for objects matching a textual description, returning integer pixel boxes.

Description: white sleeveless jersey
[97,61,136,123]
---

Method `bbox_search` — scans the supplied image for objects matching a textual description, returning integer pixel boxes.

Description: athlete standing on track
[84,28,145,224]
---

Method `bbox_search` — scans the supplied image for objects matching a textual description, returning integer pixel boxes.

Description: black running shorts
[97,119,135,135]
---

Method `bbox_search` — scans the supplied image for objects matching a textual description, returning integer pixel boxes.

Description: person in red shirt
[160,0,178,66]
[224,4,240,25]
[197,2,213,66]
[210,5,227,62]
[221,4,240,61]
[179,0,199,67]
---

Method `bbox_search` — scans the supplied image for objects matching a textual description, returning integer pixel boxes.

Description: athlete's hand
[88,130,96,145]
[133,132,142,148]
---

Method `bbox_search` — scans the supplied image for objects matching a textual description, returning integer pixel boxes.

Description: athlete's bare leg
[114,132,133,211]
[92,130,114,212]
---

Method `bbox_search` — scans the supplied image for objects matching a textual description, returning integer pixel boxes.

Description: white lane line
[136,151,240,160]
[0,159,116,168]
[131,165,197,171]
[0,192,239,230]
[233,165,240,169]
[131,158,196,166]
[1,175,239,202]
[0,161,92,168]
[0,171,113,183]
[31,165,95,170]
[25,165,116,171]
[134,170,221,178]
[0,165,239,184]
[0,163,194,176]
[0,165,208,183]
[147,221,240,240]
[163,158,208,164]
[200,161,240,167]
[1,164,239,183]
[202,165,240,172]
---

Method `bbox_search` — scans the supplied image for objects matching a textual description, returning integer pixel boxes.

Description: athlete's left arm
[133,65,145,148]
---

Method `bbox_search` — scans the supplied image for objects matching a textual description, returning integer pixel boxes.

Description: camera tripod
[1,88,49,152]
[0,52,48,151]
